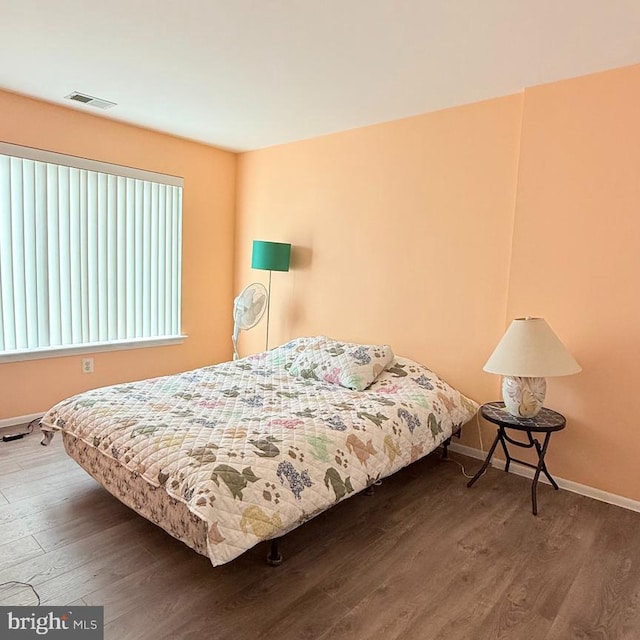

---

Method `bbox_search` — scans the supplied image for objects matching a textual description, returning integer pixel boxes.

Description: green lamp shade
[251,240,291,272]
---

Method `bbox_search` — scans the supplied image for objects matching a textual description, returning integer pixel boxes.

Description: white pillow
[289,338,394,391]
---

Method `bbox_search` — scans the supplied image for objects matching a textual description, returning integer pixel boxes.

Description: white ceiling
[2,1,640,152]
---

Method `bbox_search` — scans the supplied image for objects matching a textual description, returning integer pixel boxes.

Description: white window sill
[0,335,187,363]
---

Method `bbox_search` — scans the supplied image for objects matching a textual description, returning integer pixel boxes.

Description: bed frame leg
[442,428,462,460]
[364,480,382,496]
[267,539,283,567]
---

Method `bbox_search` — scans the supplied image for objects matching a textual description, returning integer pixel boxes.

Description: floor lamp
[251,240,291,351]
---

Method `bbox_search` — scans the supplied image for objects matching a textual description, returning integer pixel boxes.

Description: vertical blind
[0,143,183,357]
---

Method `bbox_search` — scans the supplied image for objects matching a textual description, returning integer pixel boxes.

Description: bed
[40,336,478,567]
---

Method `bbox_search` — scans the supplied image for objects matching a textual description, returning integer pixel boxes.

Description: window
[0,142,184,362]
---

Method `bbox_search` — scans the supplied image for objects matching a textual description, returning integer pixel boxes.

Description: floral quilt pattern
[41,337,478,566]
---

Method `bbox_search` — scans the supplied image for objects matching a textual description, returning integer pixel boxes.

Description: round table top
[481,402,566,432]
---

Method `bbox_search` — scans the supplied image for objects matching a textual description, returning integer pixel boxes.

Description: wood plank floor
[1,434,639,639]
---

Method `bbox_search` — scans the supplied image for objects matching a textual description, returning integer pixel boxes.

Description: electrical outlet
[81,357,94,374]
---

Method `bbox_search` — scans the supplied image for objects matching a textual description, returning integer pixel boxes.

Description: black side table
[467,401,566,515]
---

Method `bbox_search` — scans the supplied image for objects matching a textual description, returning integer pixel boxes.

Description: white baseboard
[447,442,487,461]
[0,412,44,431]
[448,442,640,515]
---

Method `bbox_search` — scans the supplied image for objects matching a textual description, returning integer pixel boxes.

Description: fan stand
[232,282,268,360]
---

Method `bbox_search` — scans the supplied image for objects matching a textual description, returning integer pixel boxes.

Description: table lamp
[251,240,291,351]
[483,317,581,418]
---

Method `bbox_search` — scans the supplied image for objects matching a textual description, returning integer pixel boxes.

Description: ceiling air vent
[65,92,117,110]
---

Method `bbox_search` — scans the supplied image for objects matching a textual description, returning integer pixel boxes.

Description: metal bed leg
[442,436,452,459]
[364,479,383,496]
[267,539,283,567]
[441,427,461,460]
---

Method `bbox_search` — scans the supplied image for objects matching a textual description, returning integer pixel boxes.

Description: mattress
[41,337,478,566]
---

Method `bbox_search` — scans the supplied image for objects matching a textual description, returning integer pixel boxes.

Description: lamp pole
[265,270,272,351]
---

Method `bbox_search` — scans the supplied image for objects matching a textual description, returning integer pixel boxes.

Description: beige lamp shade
[483,317,581,378]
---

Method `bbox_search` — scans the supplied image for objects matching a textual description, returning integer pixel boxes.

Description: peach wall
[507,65,640,501]
[236,63,640,503]
[0,90,236,419]
[235,95,525,450]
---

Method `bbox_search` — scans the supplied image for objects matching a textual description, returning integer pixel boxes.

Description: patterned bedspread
[41,338,478,566]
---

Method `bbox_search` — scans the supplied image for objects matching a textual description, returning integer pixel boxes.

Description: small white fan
[232,283,268,359]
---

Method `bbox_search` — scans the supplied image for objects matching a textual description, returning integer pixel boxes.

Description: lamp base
[502,376,546,418]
